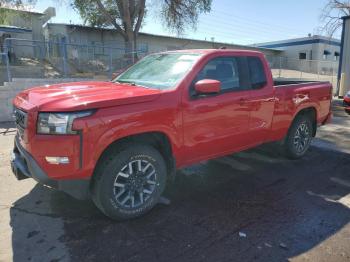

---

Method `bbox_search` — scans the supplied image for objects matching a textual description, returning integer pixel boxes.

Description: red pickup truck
[11,49,332,220]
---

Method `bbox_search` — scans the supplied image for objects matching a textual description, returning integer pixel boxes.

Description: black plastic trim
[78,130,83,169]
[14,136,55,186]
[11,136,90,200]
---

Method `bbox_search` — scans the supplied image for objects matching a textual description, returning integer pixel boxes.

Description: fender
[292,103,319,121]
[269,97,320,142]
[286,102,319,137]
[93,124,181,167]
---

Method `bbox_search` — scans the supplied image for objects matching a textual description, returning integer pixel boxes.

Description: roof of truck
[161,49,264,55]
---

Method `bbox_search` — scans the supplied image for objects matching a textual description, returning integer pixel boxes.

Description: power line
[193,22,297,43]
[189,9,314,45]
[212,9,305,32]
[198,20,302,39]
[198,14,310,36]
[191,28,273,44]
[200,18,308,36]
[194,27,273,41]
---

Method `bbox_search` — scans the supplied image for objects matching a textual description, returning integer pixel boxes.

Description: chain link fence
[0,38,148,83]
[266,55,339,89]
[0,38,340,90]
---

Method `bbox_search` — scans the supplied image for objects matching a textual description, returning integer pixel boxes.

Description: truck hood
[13,81,162,112]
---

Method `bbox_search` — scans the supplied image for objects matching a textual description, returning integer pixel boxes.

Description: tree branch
[134,0,145,35]
[320,0,350,37]
[95,0,126,38]
[121,0,132,35]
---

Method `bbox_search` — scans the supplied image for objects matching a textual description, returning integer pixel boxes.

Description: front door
[181,56,252,164]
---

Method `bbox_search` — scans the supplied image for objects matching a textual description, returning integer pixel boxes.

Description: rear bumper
[11,135,90,200]
[322,112,333,125]
[343,97,350,112]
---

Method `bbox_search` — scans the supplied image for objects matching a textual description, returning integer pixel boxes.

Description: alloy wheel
[293,122,311,153]
[113,159,157,208]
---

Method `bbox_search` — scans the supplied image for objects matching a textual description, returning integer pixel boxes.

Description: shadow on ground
[10,142,350,262]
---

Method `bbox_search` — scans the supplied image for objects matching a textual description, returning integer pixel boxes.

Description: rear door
[246,56,275,145]
[181,56,252,163]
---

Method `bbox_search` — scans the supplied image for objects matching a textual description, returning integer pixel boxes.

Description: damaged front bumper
[10,135,91,200]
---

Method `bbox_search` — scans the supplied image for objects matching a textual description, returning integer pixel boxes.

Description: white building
[254,35,341,74]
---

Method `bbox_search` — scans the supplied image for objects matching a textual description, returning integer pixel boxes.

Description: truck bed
[270,79,332,142]
[274,79,327,87]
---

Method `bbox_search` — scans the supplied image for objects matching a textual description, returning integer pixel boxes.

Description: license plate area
[17,125,24,140]
[16,125,25,140]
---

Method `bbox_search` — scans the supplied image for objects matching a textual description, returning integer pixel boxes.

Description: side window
[195,57,241,92]
[247,57,267,89]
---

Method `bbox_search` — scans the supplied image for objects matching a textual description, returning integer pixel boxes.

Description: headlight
[37,110,94,135]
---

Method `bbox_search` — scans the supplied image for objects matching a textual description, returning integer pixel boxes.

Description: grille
[14,108,27,129]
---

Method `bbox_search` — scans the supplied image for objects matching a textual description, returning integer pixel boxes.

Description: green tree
[72,0,212,55]
[0,0,36,24]
[0,0,33,7]
[320,0,350,36]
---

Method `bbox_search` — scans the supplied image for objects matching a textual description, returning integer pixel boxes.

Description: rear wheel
[284,115,314,159]
[92,144,167,220]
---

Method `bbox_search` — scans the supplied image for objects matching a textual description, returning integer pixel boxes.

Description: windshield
[114,53,202,89]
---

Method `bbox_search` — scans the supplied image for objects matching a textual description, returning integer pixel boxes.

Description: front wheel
[283,115,314,159]
[91,144,167,220]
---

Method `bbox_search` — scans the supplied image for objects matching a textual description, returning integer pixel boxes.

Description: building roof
[46,23,283,52]
[0,25,32,33]
[253,35,341,49]
[0,7,45,15]
[342,16,350,20]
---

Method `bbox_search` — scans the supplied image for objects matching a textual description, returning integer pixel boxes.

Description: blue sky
[35,0,335,45]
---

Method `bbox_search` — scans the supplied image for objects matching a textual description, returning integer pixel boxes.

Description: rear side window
[247,57,267,89]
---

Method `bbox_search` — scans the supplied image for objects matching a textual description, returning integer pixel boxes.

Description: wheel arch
[91,131,176,189]
[291,107,318,137]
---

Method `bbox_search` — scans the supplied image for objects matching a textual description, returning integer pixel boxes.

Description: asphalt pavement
[0,100,349,262]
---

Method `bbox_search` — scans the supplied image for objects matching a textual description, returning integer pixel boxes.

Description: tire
[283,115,314,159]
[91,144,167,220]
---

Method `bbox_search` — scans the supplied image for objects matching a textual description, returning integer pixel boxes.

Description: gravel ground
[0,100,349,262]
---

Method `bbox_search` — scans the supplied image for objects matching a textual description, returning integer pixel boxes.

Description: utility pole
[337,16,350,97]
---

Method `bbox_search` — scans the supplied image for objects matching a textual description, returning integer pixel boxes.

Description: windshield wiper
[115,80,151,89]
[115,80,136,85]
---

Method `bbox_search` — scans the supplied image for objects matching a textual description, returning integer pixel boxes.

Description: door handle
[239,98,247,106]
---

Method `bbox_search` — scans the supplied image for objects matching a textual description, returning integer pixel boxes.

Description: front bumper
[11,135,90,200]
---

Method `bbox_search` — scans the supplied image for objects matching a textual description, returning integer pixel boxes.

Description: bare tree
[72,0,212,56]
[320,0,350,36]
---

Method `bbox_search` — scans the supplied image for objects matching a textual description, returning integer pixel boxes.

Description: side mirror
[194,79,221,95]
